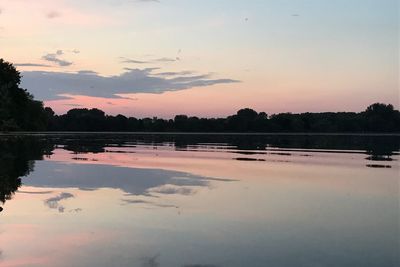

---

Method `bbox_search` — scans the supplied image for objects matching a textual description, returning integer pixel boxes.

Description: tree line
[1,58,399,133]
[45,103,399,133]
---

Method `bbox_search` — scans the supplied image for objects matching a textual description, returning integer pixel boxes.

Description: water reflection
[1,134,399,209]
[44,192,74,213]
[0,134,399,267]
[366,164,392,168]
[0,136,53,210]
[16,132,398,152]
[24,161,234,197]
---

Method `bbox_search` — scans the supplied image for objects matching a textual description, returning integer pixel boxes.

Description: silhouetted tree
[0,59,48,131]
[174,115,189,131]
[0,137,53,209]
[363,103,400,132]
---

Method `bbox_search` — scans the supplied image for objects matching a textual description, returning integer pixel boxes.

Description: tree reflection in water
[0,134,399,211]
[0,136,53,211]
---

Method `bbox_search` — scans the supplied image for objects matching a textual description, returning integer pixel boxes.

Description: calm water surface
[0,134,399,267]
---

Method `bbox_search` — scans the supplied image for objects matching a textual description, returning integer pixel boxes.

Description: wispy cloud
[15,63,52,67]
[47,11,61,19]
[137,0,160,3]
[121,56,179,65]
[148,184,196,195]
[21,68,240,100]
[140,254,160,267]
[63,103,83,107]
[154,57,177,62]
[155,71,194,76]
[77,70,98,75]
[121,199,178,208]
[121,57,150,64]
[17,190,53,195]
[42,50,72,67]
[122,199,150,204]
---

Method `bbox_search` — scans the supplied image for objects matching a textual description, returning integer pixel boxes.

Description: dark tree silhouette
[0,137,53,210]
[364,103,400,132]
[0,59,48,131]
[44,103,399,133]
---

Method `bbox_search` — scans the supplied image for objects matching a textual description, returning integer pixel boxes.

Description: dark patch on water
[366,164,392,168]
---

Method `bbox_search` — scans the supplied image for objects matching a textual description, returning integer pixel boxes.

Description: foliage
[46,104,400,133]
[0,59,48,131]
[0,137,53,205]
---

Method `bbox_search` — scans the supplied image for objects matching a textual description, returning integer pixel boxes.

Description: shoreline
[1,132,400,137]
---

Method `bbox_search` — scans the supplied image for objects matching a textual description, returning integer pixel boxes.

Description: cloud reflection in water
[44,192,74,213]
[23,161,234,198]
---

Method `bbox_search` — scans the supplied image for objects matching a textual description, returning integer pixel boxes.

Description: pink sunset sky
[1,0,398,118]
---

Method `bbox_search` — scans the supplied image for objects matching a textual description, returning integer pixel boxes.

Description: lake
[0,134,399,267]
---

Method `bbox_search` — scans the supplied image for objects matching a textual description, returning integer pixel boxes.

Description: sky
[0,0,398,118]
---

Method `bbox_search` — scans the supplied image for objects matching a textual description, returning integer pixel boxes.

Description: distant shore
[1,132,399,137]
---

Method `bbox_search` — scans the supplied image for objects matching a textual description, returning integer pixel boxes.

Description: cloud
[121,58,150,64]
[148,184,196,195]
[121,199,178,208]
[15,63,52,67]
[44,192,74,213]
[69,208,82,213]
[47,11,61,19]
[77,70,98,75]
[63,103,83,107]
[121,56,178,65]
[122,199,151,204]
[17,190,53,195]
[156,71,194,76]
[140,254,160,267]
[42,50,73,67]
[21,68,239,100]
[154,57,176,62]
[123,67,159,72]
[137,0,160,2]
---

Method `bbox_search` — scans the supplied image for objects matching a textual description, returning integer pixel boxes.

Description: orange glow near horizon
[45,81,398,118]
